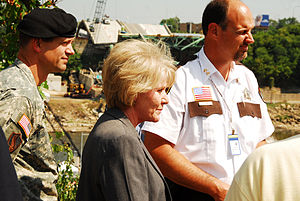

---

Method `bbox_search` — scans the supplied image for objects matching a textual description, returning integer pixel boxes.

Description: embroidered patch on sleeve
[18,114,32,138]
[8,132,23,153]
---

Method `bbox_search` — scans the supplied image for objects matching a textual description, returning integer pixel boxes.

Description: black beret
[17,8,77,38]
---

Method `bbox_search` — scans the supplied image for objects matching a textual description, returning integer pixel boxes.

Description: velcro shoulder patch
[18,114,32,138]
[7,132,23,153]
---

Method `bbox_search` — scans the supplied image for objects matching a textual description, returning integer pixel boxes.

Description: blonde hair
[102,39,176,109]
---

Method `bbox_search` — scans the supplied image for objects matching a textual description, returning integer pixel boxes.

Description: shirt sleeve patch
[7,132,23,153]
[18,113,32,138]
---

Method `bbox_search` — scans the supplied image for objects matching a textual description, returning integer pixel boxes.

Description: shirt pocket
[186,102,225,162]
[237,102,261,118]
[188,101,223,118]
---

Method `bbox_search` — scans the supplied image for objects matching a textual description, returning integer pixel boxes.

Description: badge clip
[228,130,241,155]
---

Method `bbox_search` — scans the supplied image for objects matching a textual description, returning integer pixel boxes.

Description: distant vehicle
[89,25,94,32]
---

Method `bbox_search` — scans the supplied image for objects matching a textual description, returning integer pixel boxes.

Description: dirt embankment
[45,98,300,139]
[267,103,300,139]
[45,98,104,133]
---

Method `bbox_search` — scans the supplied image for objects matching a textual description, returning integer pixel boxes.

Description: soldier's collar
[14,59,36,86]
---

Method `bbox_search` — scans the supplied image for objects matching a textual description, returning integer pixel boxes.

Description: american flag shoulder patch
[18,114,32,138]
[192,86,213,101]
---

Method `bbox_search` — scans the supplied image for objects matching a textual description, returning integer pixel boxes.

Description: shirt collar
[197,47,239,83]
[227,62,240,84]
[14,58,37,86]
[197,47,218,82]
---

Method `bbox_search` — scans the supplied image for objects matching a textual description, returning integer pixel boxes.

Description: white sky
[57,0,300,24]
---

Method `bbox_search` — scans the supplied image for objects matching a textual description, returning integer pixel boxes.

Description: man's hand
[211,180,230,201]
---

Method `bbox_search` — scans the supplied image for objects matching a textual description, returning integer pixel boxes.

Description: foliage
[243,17,300,88]
[51,132,79,201]
[37,81,49,101]
[40,80,49,89]
[160,17,180,33]
[0,0,58,69]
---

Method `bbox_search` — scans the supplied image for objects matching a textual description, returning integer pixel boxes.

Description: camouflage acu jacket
[0,59,58,201]
[0,59,45,158]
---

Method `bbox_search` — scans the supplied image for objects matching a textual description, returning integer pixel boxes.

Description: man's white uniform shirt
[142,48,274,184]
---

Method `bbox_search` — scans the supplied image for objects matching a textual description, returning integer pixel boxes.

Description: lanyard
[197,58,235,134]
[197,56,240,172]
[209,79,235,134]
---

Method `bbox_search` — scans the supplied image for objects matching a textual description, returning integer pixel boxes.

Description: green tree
[276,17,299,29]
[160,16,180,33]
[0,0,57,69]
[243,17,300,88]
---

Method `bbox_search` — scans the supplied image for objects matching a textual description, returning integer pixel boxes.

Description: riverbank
[45,98,300,152]
[267,103,300,140]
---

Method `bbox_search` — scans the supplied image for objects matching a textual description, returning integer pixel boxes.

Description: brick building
[179,22,202,33]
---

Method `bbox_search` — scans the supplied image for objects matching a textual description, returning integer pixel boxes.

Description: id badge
[228,134,241,155]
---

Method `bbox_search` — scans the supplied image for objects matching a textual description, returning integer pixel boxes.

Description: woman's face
[134,74,169,123]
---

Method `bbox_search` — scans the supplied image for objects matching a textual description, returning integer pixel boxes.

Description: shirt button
[205,109,209,114]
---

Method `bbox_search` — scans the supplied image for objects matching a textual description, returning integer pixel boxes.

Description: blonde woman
[76,39,176,201]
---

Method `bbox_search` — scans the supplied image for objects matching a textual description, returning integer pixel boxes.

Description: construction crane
[93,0,107,23]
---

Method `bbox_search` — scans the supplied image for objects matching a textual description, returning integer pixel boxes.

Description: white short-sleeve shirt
[142,48,274,184]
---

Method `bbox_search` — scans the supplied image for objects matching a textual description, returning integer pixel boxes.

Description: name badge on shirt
[228,134,241,155]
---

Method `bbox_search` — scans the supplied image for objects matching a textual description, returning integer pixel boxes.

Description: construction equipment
[89,0,108,32]
[64,83,92,99]
[93,0,107,23]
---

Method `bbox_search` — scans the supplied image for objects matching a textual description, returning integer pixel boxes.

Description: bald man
[142,1,274,201]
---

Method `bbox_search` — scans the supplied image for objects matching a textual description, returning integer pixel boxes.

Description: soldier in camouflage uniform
[0,8,77,201]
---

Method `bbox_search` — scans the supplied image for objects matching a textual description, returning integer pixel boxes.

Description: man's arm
[0,96,33,160]
[144,131,230,201]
